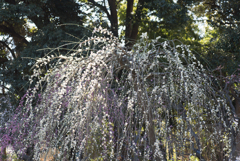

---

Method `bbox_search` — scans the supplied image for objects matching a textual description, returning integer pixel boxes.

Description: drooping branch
[229,85,240,116]
[182,110,206,161]
[0,27,236,160]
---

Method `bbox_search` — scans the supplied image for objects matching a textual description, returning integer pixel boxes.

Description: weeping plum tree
[0,27,238,160]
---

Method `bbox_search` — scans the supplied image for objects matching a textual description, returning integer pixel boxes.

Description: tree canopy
[193,0,240,74]
[0,0,88,101]
[0,0,240,160]
[0,0,200,102]
[0,27,237,160]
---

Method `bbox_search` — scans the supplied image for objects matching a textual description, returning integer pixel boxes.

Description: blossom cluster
[0,27,237,160]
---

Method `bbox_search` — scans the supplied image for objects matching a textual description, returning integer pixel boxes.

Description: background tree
[193,0,240,74]
[0,0,89,105]
[84,0,198,46]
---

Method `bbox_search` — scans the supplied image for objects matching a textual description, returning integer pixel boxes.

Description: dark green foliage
[203,27,240,74]
[205,0,240,28]
[145,0,191,29]
[194,0,240,75]
[0,0,90,105]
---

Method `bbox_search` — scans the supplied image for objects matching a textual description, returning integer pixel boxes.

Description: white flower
[140,32,148,39]
[59,55,67,59]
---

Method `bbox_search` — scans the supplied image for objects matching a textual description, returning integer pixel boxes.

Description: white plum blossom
[0,27,238,160]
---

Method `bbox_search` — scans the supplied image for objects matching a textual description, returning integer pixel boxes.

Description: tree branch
[0,25,29,45]
[182,111,206,161]
[0,41,16,59]
[88,0,111,23]
[4,0,17,4]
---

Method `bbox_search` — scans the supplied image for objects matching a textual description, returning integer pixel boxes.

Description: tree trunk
[108,0,118,37]
[125,0,144,48]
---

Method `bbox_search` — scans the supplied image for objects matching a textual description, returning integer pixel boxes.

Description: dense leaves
[193,0,240,74]
[0,0,89,103]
